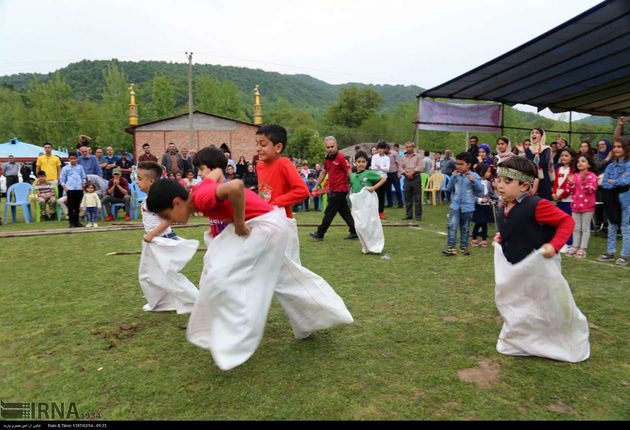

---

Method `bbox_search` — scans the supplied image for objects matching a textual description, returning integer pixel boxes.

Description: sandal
[574,249,586,259]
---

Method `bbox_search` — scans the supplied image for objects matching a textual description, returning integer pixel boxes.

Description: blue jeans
[606,204,630,257]
[86,207,98,223]
[448,208,473,248]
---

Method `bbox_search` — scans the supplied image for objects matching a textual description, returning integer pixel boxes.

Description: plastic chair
[31,184,59,222]
[423,173,445,206]
[129,182,147,220]
[4,182,33,223]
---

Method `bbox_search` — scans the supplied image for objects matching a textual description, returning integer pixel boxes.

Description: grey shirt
[2,162,19,176]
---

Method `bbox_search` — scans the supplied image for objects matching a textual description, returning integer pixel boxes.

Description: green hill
[0,59,424,114]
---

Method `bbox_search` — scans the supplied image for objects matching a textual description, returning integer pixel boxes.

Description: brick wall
[132,123,259,164]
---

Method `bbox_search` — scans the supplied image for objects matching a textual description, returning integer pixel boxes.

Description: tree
[0,86,26,141]
[324,86,383,128]
[151,74,176,118]
[24,73,78,147]
[195,76,222,114]
[98,64,132,151]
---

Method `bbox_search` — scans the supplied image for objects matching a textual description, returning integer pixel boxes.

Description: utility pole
[186,52,194,149]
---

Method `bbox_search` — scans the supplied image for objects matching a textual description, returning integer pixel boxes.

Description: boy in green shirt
[350,151,387,253]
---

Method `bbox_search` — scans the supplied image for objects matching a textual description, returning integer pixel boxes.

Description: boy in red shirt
[255,124,309,218]
[146,147,353,371]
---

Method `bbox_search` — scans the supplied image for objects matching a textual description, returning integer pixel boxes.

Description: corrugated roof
[420,0,630,116]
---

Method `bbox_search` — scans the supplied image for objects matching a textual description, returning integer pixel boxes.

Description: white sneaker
[86,222,93,228]
[559,245,569,254]
[93,222,98,228]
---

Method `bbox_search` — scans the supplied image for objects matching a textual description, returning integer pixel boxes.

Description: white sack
[350,188,384,254]
[187,210,288,371]
[138,236,200,314]
[494,244,590,363]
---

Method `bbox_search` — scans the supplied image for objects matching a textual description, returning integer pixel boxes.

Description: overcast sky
[0,0,602,117]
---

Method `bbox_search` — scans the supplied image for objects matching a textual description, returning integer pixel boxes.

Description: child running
[135,161,199,314]
[146,147,353,371]
[349,150,386,253]
[493,156,589,362]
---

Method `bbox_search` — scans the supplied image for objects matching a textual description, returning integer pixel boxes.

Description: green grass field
[1,203,628,420]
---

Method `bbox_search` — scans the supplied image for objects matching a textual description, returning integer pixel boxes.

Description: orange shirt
[256,157,309,218]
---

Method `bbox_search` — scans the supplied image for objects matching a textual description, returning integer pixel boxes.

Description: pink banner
[417,99,502,133]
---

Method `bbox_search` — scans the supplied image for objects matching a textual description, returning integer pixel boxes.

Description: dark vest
[497,195,555,264]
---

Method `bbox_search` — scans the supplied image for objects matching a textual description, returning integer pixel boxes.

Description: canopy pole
[568,111,573,147]
[500,103,505,136]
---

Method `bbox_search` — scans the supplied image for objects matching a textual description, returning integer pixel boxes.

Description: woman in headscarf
[595,138,612,174]
[476,143,494,167]
[495,136,514,165]
[525,127,555,200]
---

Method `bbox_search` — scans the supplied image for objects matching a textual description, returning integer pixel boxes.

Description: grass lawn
[1,203,628,420]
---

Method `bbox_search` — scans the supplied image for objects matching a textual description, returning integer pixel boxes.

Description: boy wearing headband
[494,157,574,263]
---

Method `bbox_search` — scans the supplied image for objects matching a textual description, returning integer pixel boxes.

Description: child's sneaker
[471,239,479,247]
[564,246,577,257]
[86,222,93,228]
[615,257,628,266]
[379,212,385,220]
[93,222,98,228]
[480,240,488,248]
[597,253,615,262]
[442,247,457,256]
[105,214,115,222]
[125,213,131,222]
[461,247,471,256]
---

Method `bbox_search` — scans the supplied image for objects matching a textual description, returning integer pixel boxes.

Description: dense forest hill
[0,59,616,160]
[0,59,424,115]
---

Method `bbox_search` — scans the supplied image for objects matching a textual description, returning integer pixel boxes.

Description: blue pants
[607,204,630,258]
[86,207,99,223]
[448,208,473,249]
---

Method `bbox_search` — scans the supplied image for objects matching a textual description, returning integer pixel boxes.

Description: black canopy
[420,0,630,116]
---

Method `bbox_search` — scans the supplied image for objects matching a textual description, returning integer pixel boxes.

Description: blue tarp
[0,138,68,161]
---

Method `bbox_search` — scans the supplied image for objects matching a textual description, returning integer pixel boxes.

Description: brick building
[125,110,260,163]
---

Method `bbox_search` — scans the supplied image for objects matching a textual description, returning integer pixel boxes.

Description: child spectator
[180,169,198,193]
[597,136,630,265]
[369,140,390,220]
[33,171,56,220]
[552,147,576,253]
[304,173,320,211]
[59,153,87,228]
[493,156,588,363]
[567,152,598,258]
[350,151,386,253]
[146,147,353,370]
[471,164,498,248]
[136,161,199,314]
[80,182,102,227]
[442,152,483,256]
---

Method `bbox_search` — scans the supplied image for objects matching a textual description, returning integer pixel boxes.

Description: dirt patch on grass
[92,320,145,350]
[545,401,577,415]
[441,316,459,322]
[457,358,500,389]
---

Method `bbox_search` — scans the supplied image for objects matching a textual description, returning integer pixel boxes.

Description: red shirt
[500,197,575,253]
[256,157,309,218]
[192,178,272,222]
[324,152,350,193]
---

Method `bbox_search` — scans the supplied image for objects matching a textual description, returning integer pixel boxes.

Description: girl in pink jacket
[567,152,599,258]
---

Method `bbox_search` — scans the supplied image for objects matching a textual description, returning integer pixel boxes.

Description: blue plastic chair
[4,182,33,223]
[129,182,147,220]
